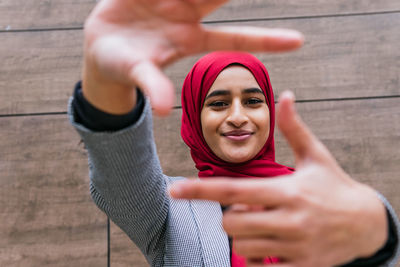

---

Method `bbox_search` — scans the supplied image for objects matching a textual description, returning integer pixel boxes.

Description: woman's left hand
[170,91,388,267]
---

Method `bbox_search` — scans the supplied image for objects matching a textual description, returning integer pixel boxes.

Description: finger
[223,209,304,239]
[276,91,334,166]
[130,61,175,116]
[247,257,293,267]
[246,258,264,267]
[186,0,226,4]
[247,263,293,267]
[169,178,291,206]
[203,26,304,52]
[246,263,264,267]
[235,238,300,259]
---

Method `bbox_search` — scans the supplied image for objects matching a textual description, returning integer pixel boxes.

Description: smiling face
[200,65,270,163]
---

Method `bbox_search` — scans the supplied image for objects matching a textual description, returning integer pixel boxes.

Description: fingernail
[283,30,304,41]
[280,90,295,102]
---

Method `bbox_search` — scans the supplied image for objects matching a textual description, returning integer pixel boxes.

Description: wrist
[82,61,137,115]
[355,185,388,258]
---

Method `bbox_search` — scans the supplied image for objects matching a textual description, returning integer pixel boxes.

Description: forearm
[82,52,138,115]
[69,90,168,258]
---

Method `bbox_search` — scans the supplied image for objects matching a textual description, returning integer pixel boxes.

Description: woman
[181,52,294,266]
[70,0,399,266]
[71,51,292,266]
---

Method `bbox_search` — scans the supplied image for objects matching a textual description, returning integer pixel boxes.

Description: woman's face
[201,66,270,163]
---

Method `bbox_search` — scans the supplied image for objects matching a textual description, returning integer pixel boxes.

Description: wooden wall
[1,1,399,266]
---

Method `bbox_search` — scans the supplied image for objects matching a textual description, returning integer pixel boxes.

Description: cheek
[200,110,220,145]
[254,108,270,139]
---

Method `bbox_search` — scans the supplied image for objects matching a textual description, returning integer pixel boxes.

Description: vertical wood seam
[108,217,111,267]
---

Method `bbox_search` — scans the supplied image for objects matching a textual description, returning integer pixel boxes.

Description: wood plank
[207,0,400,21]
[111,97,400,265]
[0,0,96,30]
[1,12,399,115]
[0,30,83,115]
[1,0,400,31]
[0,115,107,267]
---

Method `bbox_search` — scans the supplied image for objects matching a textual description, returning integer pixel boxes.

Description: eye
[207,101,229,108]
[245,98,264,105]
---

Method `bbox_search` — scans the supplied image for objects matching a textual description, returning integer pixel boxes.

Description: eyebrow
[205,90,230,100]
[205,87,264,100]
[243,88,264,95]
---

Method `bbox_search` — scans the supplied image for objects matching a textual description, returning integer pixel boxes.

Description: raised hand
[82,0,303,115]
[170,91,388,266]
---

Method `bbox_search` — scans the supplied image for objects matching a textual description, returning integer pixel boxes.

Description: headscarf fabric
[181,51,294,178]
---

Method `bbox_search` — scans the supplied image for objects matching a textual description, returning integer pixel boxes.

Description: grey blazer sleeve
[69,98,168,264]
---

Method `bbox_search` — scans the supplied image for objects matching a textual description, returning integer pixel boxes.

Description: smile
[222,130,254,141]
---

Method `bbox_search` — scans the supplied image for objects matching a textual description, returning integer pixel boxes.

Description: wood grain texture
[1,0,400,30]
[0,115,107,267]
[0,0,96,30]
[0,30,83,115]
[1,12,399,115]
[206,0,400,21]
[110,97,400,266]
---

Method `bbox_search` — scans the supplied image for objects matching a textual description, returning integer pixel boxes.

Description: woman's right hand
[82,0,303,116]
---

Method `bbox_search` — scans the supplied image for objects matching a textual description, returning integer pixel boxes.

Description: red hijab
[181,51,293,178]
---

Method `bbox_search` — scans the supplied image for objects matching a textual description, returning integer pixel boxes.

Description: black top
[72,81,397,266]
[72,81,145,132]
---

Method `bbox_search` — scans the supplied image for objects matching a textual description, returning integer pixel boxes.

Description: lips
[222,130,254,141]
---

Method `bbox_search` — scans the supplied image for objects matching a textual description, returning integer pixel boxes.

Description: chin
[222,152,254,164]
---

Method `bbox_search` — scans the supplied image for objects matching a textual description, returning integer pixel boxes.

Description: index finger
[204,27,304,52]
[169,178,291,206]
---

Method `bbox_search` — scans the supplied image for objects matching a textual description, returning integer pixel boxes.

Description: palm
[84,0,302,114]
[88,0,219,62]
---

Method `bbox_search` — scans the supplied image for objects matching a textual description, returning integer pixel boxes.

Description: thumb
[130,61,175,116]
[277,91,334,167]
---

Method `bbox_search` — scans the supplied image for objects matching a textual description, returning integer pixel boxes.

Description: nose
[226,99,248,128]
